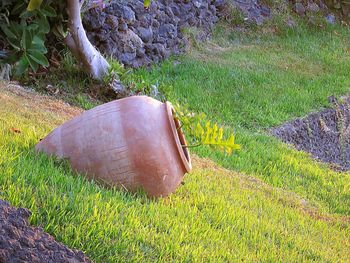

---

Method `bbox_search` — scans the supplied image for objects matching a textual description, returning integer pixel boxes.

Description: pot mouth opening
[165,102,192,173]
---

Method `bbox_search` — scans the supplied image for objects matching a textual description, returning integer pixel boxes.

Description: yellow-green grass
[135,24,350,216]
[1,83,349,262]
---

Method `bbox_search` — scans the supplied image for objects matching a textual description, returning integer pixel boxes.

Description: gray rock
[120,52,137,65]
[158,24,177,39]
[295,2,306,15]
[138,27,153,43]
[307,2,320,13]
[214,0,227,10]
[325,13,336,24]
[106,14,119,29]
[83,0,228,68]
[286,17,297,28]
[118,18,128,31]
[119,5,136,24]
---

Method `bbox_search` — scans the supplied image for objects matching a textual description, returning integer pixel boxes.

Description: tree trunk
[65,0,110,80]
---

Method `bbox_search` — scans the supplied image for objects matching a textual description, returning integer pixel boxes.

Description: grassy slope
[1,83,349,262]
[135,24,350,216]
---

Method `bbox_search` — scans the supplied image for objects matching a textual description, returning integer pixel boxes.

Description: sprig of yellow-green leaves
[173,104,241,154]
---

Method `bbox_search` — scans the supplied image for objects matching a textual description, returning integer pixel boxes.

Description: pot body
[36,96,191,197]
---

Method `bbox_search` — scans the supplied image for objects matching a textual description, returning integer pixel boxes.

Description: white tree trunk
[65,0,110,80]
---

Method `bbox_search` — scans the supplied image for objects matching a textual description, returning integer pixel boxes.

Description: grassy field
[1,22,350,262]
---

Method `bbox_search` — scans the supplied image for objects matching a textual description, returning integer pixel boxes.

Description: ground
[1,21,350,262]
[272,96,350,171]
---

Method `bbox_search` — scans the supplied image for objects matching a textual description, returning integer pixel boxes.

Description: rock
[118,5,135,24]
[325,13,336,24]
[106,15,119,29]
[260,5,271,17]
[214,0,227,10]
[286,17,297,28]
[295,2,306,15]
[120,52,137,64]
[138,27,153,43]
[83,0,226,68]
[118,18,128,31]
[307,2,320,13]
[84,9,106,30]
[84,0,331,69]
[231,0,271,25]
[158,24,177,39]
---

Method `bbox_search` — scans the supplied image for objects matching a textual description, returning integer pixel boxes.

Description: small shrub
[0,0,57,76]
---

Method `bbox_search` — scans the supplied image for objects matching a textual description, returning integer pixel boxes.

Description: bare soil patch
[0,200,92,263]
[272,96,350,171]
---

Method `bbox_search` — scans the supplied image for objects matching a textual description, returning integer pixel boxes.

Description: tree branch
[66,0,110,80]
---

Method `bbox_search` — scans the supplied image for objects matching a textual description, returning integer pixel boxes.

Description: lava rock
[83,0,226,68]
[137,27,153,43]
[307,2,320,13]
[295,2,306,15]
[325,13,336,24]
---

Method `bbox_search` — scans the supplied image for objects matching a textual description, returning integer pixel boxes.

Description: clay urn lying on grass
[36,96,192,197]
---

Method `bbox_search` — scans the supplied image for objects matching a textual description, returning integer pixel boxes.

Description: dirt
[0,199,92,263]
[272,96,350,171]
[0,81,83,119]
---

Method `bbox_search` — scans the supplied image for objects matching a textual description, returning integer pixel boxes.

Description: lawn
[1,23,350,262]
[135,23,350,216]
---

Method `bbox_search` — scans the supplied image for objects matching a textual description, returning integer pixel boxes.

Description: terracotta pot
[36,96,192,197]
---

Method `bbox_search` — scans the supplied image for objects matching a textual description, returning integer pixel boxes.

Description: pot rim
[165,102,192,173]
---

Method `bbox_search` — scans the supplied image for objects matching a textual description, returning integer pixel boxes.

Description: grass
[134,23,350,216]
[1,84,349,262]
[1,22,350,262]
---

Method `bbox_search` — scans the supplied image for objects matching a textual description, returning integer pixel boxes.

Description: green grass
[1,22,350,262]
[1,88,349,262]
[134,24,350,215]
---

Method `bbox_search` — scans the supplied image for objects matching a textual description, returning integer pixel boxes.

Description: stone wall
[83,0,227,68]
[83,0,340,69]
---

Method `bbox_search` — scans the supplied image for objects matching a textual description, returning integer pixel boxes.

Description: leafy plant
[0,0,56,76]
[173,104,241,154]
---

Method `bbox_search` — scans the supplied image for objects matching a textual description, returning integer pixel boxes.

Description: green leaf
[20,10,36,19]
[27,0,43,11]
[7,37,21,51]
[40,5,56,17]
[15,55,30,76]
[21,29,33,50]
[11,2,27,15]
[9,23,22,38]
[28,43,47,54]
[36,13,50,33]
[194,123,204,139]
[32,35,45,46]
[144,0,151,8]
[27,49,48,67]
[0,24,17,39]
[211,123,218,143]
[27,24,39,31]
[25,52,39,72]
[29,34,47,53]
[218,127,223,142]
